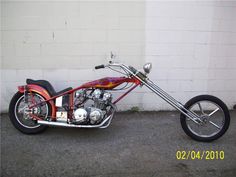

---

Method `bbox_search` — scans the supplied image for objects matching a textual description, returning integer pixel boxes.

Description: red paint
[113,84,139,104]
[17,86,25,93]
[81,77,139,89]
[23,76,141,121]
[21,84,56,118]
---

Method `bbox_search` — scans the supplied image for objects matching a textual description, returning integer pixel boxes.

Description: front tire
[9,92,51,134]
[180,95,230,142]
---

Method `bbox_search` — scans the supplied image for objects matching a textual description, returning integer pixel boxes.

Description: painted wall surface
[1,1,236,112]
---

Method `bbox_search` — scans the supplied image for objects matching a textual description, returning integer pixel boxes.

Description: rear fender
[18,84,56,117]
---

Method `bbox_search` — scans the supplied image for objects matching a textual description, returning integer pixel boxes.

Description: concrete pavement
[1,111,236,177]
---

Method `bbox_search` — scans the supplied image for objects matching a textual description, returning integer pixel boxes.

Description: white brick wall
[1,1,236,112]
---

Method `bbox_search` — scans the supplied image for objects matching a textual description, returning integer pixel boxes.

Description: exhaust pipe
[38,115,112,128]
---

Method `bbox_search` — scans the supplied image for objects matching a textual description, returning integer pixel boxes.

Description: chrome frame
[106,62,202,124]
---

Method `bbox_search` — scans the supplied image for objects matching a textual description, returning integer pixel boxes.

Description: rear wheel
[180,95,230,142]
[9,92,52,134]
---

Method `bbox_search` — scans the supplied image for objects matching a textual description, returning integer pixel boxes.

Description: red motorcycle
[9,58,230,142]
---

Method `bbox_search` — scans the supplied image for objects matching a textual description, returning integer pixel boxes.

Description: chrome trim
[38,108,116,128]
[143,63,152,74]
[107,62,202,124]
[99,103,116,128]
[186,100,224,137]
[15,94,48,129]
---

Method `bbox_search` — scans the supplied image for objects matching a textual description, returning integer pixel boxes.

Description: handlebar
[94,62,139,77]
[94,61,148,83]
[95,65,105,69]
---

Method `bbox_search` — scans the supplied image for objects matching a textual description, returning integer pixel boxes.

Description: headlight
[143,63,152,74]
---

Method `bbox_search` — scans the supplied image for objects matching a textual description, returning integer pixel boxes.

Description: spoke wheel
[15,93,48,128]
[9,92,52,134]
[180,95,230,142]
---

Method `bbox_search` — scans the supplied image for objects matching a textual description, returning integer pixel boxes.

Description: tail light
[18,85,25,93]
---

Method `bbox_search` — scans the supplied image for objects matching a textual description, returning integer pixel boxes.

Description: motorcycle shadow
[44,121,123,140]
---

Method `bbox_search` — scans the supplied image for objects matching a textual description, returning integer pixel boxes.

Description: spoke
[208,108,220,117]
[18,106,27,113]
[209,121,221,129]
[197,103,204,115]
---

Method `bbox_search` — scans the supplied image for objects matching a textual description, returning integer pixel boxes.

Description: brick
[2,31,53,43]
[108,30,145,43]
[145,56,173,68]
[1,56,30,69]
[51,2,69,17]
[195,19,220,31]
[41,16,68,30]
[146,31,196,43]
[42,43,92,56]
[66,2,80,17]
[16,43,41,57]
[118,2,145,17]
[92,16,119,30]
[168,69,193,80]
[194,44,210,58]
[15,69,43,82]
[149,68,169,80]
[145,17,172,30]
[2,42,15,57]
[1,69,17,82]
[43,69,69,82]
[119,43,145,56]
[170,56,196,68]
[53,30,107,43]
[146,1,200,18]
[119,17,145,30]
[192,69,208,80]
[2,16,40,30]
[146,44,194,56]
[68,16,93,29]
[79,2,107,17]
[210,45,236,57]
[208,69,236,80]
[212,6,236,20]
[170,18,197,31]
[1,2,51,17]
[218,19,236,32]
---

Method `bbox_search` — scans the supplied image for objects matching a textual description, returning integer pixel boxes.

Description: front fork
[143,79,202,124]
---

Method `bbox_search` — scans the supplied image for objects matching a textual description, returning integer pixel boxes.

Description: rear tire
[180,95,230,142]
[9,92,51,134]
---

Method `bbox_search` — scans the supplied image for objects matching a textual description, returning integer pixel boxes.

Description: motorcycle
[9,55,230,142]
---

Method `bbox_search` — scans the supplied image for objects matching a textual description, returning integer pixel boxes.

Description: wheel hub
[200,115,209,125]
[23,107,39,119]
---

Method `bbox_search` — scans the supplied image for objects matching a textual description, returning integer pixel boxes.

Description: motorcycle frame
[20,62,202,125]
[22,76,141,121]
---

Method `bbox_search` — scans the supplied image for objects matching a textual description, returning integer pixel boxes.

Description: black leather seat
[26,79,72,96]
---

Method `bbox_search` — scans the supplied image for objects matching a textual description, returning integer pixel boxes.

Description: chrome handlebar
[98,61,138,75]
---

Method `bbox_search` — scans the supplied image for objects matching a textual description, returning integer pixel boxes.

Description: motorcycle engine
[73,108,87,124]
[73,89,112,124]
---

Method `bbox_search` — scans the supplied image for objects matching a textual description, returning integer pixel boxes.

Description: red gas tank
[81,77,136,89]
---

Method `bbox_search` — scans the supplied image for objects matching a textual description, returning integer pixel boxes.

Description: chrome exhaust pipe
[38,115,112,128]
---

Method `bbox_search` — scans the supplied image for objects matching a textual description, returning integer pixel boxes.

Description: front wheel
[180,95,230,142]
[9,92,51,134]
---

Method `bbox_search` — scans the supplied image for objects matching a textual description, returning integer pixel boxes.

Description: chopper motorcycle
[9,57,230,142]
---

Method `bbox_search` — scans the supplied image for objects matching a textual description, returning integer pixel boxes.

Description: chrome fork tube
[146,79,181,106]
[114,64,201,124]
[143,80,201,124]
